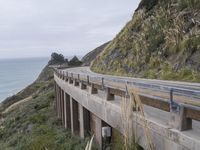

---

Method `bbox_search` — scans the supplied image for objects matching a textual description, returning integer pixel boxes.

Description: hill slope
[82,42,110,66]
[0,59,90,149]
[91,0,200,82]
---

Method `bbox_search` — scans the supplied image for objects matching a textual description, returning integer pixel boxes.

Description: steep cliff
[91,0,200,82]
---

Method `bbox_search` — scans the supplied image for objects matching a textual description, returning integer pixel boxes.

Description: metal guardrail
[55,68,200,100]
[54,68,200,130]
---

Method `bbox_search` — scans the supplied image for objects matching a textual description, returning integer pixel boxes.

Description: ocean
[0,57,49,102]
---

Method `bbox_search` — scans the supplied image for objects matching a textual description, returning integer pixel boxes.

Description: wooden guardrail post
[169,89,192,131]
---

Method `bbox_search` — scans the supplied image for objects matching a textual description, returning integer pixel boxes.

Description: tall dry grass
[121,85,155,150]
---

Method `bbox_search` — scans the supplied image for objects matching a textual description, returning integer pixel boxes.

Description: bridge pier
[70,97,80,135]
[64,93,71,129]
[58,86,61,119]
[61,89,65,125]
[91,115,102,150]
[79,104,90,138]
[55,83,58,117]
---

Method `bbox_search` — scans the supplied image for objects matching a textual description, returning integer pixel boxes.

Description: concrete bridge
[54,67,200,150]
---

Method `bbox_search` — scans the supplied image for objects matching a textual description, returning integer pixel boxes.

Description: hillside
[0,56,91,150]
[91,0,200,82]
[82,41,110,66]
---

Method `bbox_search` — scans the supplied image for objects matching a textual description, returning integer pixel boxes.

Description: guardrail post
[62,71,65,80]
[74,79,79,86]
[89,83,98,94]
[69,73,73,84]
[87,75,90,85]
[105,88,114,101]
[69,78,73,84]
[80,81,87,90]
[65,72,68,82]
[169,89,192,131]
[73,74,79,86]
[170,105,192,131]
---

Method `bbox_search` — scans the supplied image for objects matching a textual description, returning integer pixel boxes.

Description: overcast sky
[0,0,140,59]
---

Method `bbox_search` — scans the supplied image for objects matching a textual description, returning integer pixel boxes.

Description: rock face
[91,0,200,82]
[82,42,110,66]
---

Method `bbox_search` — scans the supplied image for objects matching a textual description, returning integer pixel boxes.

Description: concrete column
[70,97,80,135]
[64,93,71,129]
[170,104,192,131]
[55,83,58,117]
[79,104,84,138]
[56,84,60,118]
[79,104,90,138]
[105,88,114,101]
[61,89,65,125]
[58,87,61,119]
[94,116,102,150]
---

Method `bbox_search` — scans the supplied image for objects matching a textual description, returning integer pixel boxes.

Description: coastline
[0,57,48,102]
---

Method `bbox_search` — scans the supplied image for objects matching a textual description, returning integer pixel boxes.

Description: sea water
[0,57,48,102]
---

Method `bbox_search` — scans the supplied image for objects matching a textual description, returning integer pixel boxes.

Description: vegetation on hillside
[91,0,200,82]
[48,53,68,65]
[0,53,90,150]
[0,70,89,150]
[82,42,110,66]
[68,56,82,66]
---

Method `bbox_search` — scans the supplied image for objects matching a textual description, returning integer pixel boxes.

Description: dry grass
[121,86,155,150]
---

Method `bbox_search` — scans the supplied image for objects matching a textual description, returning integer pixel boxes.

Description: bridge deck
[54,67,200,149]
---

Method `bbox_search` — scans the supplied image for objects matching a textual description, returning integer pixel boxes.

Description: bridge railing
[54,68,200,131]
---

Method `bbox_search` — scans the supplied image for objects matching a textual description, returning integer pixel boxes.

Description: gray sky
[0,0,140,59]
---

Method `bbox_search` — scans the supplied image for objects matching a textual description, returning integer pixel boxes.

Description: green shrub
[29,114,47,124]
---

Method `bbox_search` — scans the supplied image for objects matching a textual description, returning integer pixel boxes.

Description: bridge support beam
[61,89,65,125]
[64,93,71,129]
[55,83,59,117]
[79,104,90,138]
[92,115,102,150]
[70,97,80,135]
[170,105,192,131]
[58,86,61,119]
